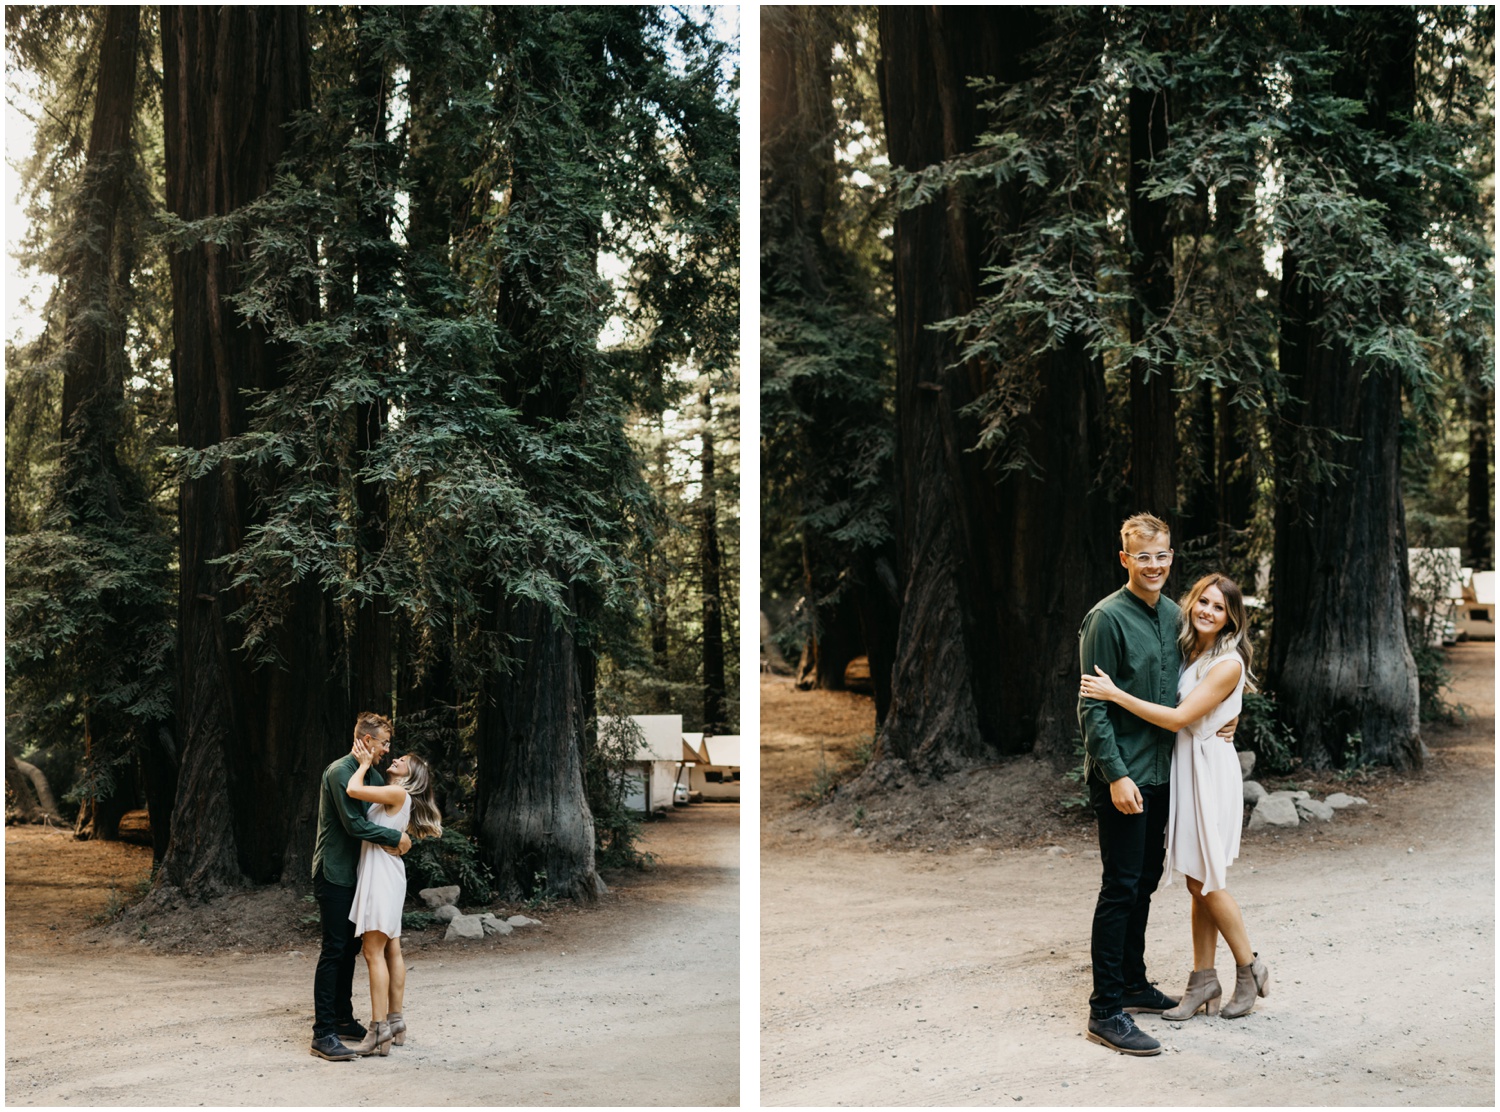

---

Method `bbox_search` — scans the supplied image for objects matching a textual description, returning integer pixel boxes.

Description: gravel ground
[6,803,739,1106]
[761,643,1495,1106]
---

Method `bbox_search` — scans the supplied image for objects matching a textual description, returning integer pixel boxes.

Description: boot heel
[1205,997,1220,1016]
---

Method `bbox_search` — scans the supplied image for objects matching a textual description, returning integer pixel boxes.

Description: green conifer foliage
[5,6,176,849]
[175,6,737,897]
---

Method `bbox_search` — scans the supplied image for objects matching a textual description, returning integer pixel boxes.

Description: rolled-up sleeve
[1079,610,1129,783]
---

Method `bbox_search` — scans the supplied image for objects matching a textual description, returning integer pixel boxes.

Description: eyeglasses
[1125,550,1174,567]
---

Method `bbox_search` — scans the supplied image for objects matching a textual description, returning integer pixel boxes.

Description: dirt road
[761,644,1494,1106]
[6,803,739,1106]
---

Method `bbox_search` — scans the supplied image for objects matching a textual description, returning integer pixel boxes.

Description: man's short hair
[354,710,393,741]
[1120,512,1170,551]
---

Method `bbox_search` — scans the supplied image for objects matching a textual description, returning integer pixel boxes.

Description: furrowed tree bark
[160,6,337,894]
[877,7,1115,774]
[474,588,600,904]
[1268,8,1421,771]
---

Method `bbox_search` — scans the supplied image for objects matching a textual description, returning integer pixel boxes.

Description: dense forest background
[4,4,739,905]
[762,6,1493,778]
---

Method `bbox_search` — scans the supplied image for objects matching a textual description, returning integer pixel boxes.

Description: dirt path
[761,644,1495,1106]
[6,803,739,1106]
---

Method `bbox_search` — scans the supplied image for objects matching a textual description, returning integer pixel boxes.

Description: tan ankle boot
[387,1011,406,1046]
[1220,954,1271,1019]
[1162,968,1221,1021]
[350,1018,393,1056]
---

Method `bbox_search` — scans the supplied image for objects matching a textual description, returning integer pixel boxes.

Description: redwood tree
[158,6,338,893]
[875,6,1118,772]
[1268,8,1425,770]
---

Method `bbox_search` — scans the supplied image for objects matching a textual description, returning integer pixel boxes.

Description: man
[309,711,411,1061]
[1078,513,1233,1056]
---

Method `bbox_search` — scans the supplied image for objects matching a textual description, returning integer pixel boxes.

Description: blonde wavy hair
[394,754,443,840]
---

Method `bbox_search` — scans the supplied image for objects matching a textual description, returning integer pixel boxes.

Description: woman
[345,741,443,1054]
[1080,572,1271,1021]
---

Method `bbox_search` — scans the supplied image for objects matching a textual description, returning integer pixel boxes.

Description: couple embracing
[309,711,443,1061]
[1079,513,1272,1056]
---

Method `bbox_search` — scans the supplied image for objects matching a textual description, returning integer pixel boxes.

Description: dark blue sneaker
[1086,1011,1162,1056]
[333,1018,367,1039]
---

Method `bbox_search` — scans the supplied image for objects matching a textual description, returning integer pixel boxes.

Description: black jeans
[1088,776,1170,1019]
[312,865,360,1037]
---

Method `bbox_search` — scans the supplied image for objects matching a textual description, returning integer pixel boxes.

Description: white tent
[690,734,741,801]
[1459,570,1496,640]
[601,714,683,815]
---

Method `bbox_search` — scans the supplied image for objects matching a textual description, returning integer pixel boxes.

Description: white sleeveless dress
[1163,652,1246,895]
[349,794,410,938]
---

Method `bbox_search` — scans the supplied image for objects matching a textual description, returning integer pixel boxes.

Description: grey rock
[444,915,485,941]
[1247,794,1300,830]
[1043,845,1068,857]
[1242,780,1268,805]
[433,904,461,923]
[479,913,513,937]
[505,915,542,928]
[1295,798,1336,823]
[1266,789,1310,801]
[1325,792,1368,809]
[419,885,461,909]
[1238,751,1256,781]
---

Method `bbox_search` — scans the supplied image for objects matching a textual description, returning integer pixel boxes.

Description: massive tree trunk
[474,589,599,904]
[469,17,603,904]
[876,7,1116,774]
[60,5,146,842]
[1127,54,1178,532]
[700,388,729,734]
[1269,8,1421,771]
[160,7,339,894]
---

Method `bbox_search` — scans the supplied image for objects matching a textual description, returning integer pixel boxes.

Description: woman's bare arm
[1080,657,1242,733]
[347,743,409,808]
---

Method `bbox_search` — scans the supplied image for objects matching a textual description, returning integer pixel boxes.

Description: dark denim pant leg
[1089,778,1170,1020]
[312,866,359,1037]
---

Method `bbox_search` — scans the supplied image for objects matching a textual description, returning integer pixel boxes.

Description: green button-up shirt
[1077,586,1181,786]
[311,753,402,887]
